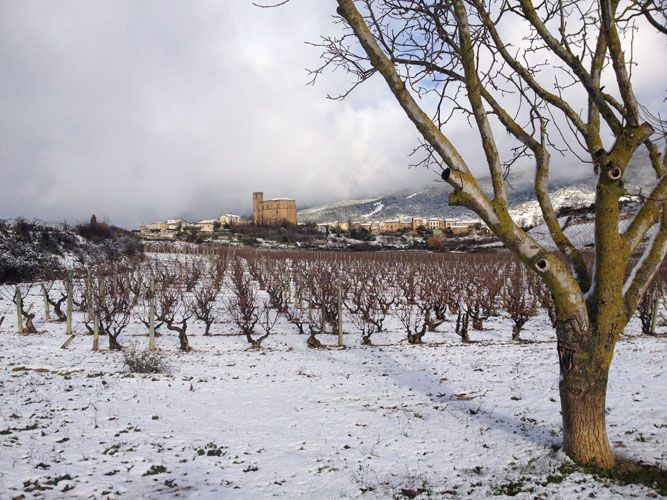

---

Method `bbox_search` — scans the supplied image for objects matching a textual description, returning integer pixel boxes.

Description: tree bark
[559,361,613,468]
[108,333,123,351]
[556,317,615,468]
[307,333,323,348]
[179,331,190,352]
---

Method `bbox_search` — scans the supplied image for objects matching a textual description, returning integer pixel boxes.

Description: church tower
[252,192,263,224]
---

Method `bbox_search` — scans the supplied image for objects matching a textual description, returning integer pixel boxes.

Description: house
[381,219,403,233]
[428,218,444,231]
[219,214,242,226]
[196,219,219,233]
[139,218,186,239]
[411,217,428,230]
[139,222,164,237]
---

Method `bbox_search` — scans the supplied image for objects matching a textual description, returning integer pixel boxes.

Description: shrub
[229,222,323,246]
[348,228,375,241]
[142,465,168,476]
[123,348,168,374]
[76,220,118,242]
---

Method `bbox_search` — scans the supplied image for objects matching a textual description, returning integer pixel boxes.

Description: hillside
[0,219,143,284]
[298,150,656,225]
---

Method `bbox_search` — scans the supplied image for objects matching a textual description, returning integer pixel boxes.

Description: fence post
[41,284,51,321]
[66,271,73,335]
[307,286,313,321]
[337,284,343,347]
[15,287,24,335]
[92,312,99,352]
[149,278,156,351]
[86,269,93,322]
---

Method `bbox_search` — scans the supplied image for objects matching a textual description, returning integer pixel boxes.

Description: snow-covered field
[0,284,665,498]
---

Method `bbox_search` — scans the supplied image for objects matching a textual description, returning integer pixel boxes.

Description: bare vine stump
[41,285,51,321]
[66,272,73,335]
[307,333,323,348]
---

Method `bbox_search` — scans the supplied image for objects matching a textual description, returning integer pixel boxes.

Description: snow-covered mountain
[298,150,656,225]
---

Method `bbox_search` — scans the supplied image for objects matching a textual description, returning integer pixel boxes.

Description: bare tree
[43,277,68,322]
[88,273,134,350]
[155,280,193,352]
[135,279,165,335]
[11,285,37,334]
[397,299,429,345]
[226,258,263,347]
[346,278,386,344]
[502,263,539,341]
[255,301,280,348]
[299,0,667,467]
[191,278,222,335]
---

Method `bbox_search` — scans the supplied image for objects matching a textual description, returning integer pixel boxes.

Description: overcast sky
[0,1,665,227]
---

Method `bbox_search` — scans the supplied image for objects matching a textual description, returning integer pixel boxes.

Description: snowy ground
[0,289,665,498]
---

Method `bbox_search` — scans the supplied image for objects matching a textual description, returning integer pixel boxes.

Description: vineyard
[1,245,665,497]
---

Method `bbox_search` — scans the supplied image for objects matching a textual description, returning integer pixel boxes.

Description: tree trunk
[179,331,190,352]
[52,299,66,322]
[168,322,190,352]
[456,311,470,342]
[407,332,423,344]
[307,333,323,348]
[559,362,613,468]
[251,333,269,349]
[556,316,615,468]
[511,322,524,341]
[108,333,123,350]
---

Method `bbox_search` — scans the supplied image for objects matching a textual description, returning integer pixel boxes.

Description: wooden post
[320,306,325,332]
[337,284,343,347]
[86,269,93,322]
[92,312,99,352]
[148,278,156,351]
[99,276,106,305]
[307,286,313,321]
[60,334,76,349]
[66,271,73,335]
[41,284,51,321]
[15,287,24,335]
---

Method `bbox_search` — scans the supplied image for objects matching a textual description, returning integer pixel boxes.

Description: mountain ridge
[298,151,655,225]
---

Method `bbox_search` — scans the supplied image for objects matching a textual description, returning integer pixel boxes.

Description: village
[137,191,489,241]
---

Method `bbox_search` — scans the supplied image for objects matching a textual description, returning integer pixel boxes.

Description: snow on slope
[527,218,633,250]
[361,201,385,219]
[298,149,656,225]
[0,278,664,498]
[509,186,596,227]
[298,197,381,219]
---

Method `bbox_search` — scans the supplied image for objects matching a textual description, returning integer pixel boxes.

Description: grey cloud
[0,2,664,227]
[0,1,433,227]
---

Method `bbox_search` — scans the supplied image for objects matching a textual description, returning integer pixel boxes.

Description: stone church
[252,192,297,225]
